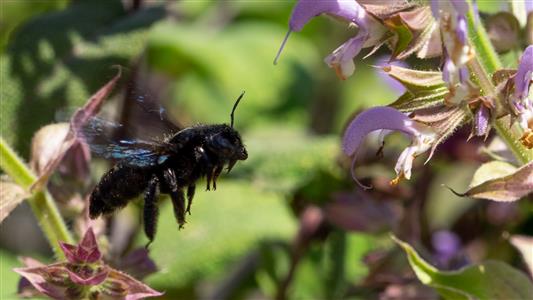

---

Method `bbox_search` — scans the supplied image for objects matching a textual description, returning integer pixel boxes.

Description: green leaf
[385,66,447,112]
[468,161,517,187]
[0,250,22,299]
[452,161,533,201]
[384,15,414,58]
[383,65,444,90]
[393,236,533,300]
[390,87,448,112]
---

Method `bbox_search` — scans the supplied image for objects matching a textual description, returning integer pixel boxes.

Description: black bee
[85,92,248,243]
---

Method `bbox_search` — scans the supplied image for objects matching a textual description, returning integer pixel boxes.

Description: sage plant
[276,0,533,297]
[277,0,532,197]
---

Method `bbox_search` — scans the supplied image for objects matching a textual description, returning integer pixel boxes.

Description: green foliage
[0,0,68,52]
[469,161,517,187]
[0,0,165,156]
[146,20,320,128]
[240,128,339,193]
[257,232,373,299]
[394,236,533,300]
[0,250,20,299]
[143,180,296,297]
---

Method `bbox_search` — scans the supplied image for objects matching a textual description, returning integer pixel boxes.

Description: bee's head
[206,125,247,161]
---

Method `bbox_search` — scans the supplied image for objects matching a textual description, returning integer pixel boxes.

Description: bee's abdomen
[89,165,153,218]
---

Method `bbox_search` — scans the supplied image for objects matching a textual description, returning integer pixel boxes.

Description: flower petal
[514,45,533,101]
[325,33,367,80]
[342,106,418,156]
[289,0,363,32]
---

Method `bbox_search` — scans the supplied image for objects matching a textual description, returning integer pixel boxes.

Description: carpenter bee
[85,92,248,244]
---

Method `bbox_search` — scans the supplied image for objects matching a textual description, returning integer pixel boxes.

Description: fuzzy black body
[89,124,247,242]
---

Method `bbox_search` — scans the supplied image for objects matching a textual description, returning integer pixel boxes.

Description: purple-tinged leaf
[101,269,164,300]
[510,235,533,277]
[450,161,533,201]
[66,266,108,286]
[0,180,30,223]
[383,65,444,90]
[14,263,72,299]
[59,242,79,264]
[30,68,122,191]
[77,227,101,263]
[410,105,470,158]
[60,227,101,264]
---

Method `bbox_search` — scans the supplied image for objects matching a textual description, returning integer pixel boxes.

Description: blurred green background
[3,1,523,299]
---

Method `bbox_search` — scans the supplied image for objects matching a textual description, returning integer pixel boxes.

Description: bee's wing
[80,117,172,167]
[119,71,182,140]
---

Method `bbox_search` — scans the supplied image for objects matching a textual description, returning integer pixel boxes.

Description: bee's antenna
[230,91,245,128]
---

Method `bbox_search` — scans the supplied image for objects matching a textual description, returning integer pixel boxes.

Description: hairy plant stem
[465,2,533,164]
[0,137,73,257]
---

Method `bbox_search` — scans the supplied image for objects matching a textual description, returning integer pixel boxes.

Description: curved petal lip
[342,106,417,155]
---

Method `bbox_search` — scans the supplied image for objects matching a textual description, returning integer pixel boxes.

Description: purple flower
[14,227,163,300]
[343,107,436,188]
[375,56,407,95]
[512,46,533,147]
[471,103,491,139]
[275,0,386,79]
[432,0,475,102]
[514,45,533,103]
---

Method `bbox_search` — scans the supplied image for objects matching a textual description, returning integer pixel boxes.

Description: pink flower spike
[343,107,436,187]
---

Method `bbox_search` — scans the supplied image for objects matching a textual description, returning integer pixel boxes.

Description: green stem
[0,137,73,257]
[465,1,533,164]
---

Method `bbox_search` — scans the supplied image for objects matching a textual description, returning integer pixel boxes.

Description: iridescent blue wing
[80,117,171,168]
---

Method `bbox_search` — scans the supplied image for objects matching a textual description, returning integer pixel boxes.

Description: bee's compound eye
[211,135,234,155]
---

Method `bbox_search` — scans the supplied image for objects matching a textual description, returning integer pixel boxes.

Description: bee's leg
[186,185,196,215]
[212,164,224,190]
[206,170,212,191]
[144,175,160,248]
[163,169,186,228]
[170,190,186,228]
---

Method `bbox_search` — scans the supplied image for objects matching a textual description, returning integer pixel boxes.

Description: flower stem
[0,137,73,257]
[465,2,533,164]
